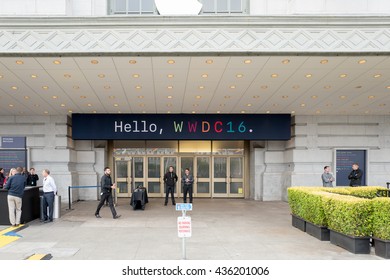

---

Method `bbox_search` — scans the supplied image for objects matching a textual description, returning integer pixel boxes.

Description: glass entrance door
[115,157,133,198]
[212,156,244,198]
[196,156,211,197]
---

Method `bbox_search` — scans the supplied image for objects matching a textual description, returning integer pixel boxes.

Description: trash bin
[53,195,61,219]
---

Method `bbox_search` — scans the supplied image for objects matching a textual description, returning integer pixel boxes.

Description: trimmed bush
[320,186,386,198]
[372,198,390,240]
[322,194,373,237]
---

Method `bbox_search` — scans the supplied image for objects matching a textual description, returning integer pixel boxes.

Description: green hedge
[321,186,387,199]
[372,198,390,240]
[322,194,373,237]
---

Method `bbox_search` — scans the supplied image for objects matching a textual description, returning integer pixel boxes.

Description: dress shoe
[95,214,102,218]
[113,215,121,219]
[11,224,16,227]
[164,202,167,206]
[172,202,176,205]
[15,224,20,227]
[43,219,52,223]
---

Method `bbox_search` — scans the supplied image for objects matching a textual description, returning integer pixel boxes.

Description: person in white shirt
[42,169,57,223]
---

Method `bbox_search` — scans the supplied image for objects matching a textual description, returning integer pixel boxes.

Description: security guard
[95,167,121,219]
[182,168,194,203]
[164,166,178,206]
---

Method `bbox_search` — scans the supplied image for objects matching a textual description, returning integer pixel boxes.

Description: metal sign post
[176,203,192,260]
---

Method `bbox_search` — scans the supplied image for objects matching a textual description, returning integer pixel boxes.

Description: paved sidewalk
[0,199,381,260]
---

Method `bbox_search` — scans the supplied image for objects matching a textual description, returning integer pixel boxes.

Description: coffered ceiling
[1,55,390,116]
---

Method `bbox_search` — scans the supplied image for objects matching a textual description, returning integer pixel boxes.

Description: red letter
[188,121,197,132]
[214,121,223,133]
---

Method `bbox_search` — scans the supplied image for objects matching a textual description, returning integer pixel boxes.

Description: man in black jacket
[95,167,121,219]
[26,168,39,186]
[348,163,363,187]
[164,166,178,206]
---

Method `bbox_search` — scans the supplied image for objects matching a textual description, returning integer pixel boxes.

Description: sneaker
[95,214,102,218]
[113,215,121,219]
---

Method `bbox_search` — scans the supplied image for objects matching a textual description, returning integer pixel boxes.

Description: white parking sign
[177,216,192,238]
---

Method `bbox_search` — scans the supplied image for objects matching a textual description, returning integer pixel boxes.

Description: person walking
[348,163,363,187]
[164,166,178,206]
[182,168,194,203]
[322,166,335,187]
[4,167,26,227]
[26,168,39,186]
[95,167,121,219]
[42,169,57,223]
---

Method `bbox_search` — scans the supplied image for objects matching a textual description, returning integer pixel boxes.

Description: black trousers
[95,192,117,218]
[43,192,55,221]
[183,185,193,203]
[165,185,175,204]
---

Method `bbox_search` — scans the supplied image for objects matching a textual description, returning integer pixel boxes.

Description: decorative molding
[1,16,390,54]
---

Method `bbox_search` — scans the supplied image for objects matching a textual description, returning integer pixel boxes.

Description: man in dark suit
[348,163,363,187]
[164,166,178,206]
[182,168,194,203]
[95,167,121,219]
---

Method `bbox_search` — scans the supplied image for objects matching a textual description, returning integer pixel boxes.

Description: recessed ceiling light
[129,60,137,64]
[167,111,171,114]
[379,104,386,107]
[42,86,49,90]
[368,95,375,99]
[80,96,87,99]
[113,104,119,107]
[311,95,318,99]
[24,96,30,99]
[142,111,147,113]
[356,85,363,89]
[104,85,111,90]
[167,59,175,64]
[16,60,24,65]
[132,74,140,78]
[117,111,121,113]
[386,86,390,89]
[52,95,58,99]
[195,95,202,99]
[219,104,226,107]
[192,111,196,114]
[281,95,288,99]
[266,111,271,114]
[64,74,71,78]
[374,74,382,78]
[253,95,260,99]
[291,110,296,114]
[206,59,213,64]
[87,103,92,107]
[300,103,306,107]
[365,110,370,114]
[11,86,18,90]
[167,85,173,89]
[247,104,252,107]
[305,74,313,78]
[244,59,252,64]
[316,110,321,114]
[137,95,144,99]
[193,104,199,107]
[31,74,38,78]
[339,95,347,99]
[339,74,348,78]
[271,74,278,78]
[199,86,205,89]
[135,85,142,89]
[224,95,231,99]
[90,60,99,64]
[34,104,40,107]
[0,74,3,78]
[139,103,145,107]
[358,59,367,64]
[292,85,300,90]
[217,111,221,114]
[282,59,290,64]
[53,60,61,65]
[320,59,328,64]
[60,104,65,107]
[261,85,268,89]
[68,110,73,113]
[229,85,236,89]
[109,96,115,99]
[44,111,49,114]
[167,74,174,78]
[92,110,97,113]
[98,74,105,78]
[236,74,244,78]
[324,85,332,89]
[167,95,173,99]
[201,74,208,78]
[73,85,80,90]
[241,110,246,113]
[9,104,14,107]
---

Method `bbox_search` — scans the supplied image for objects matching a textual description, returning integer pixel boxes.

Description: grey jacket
[322,172,335,187]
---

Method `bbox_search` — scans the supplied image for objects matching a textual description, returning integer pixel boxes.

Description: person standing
[42,169,57,223]
[182,168,194,203]
[4,167,26,227]
[0,168,5,188]
[322,166,335,187]
[95,167,121,219]
[164,166,178,206]
[26,168,39,186]
[348,163,363,187]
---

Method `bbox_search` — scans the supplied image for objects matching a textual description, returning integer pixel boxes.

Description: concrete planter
[373,237,390,259]
[291,214,306,232]
[305,221,330,241]
[330,230,370,254]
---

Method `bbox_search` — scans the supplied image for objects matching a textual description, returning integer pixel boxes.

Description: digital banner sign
[72,114,291,141]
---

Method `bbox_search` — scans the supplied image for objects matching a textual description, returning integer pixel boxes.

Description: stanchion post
[67,186,71,210]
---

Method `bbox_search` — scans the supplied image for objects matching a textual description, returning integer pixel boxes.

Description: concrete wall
[0,115,103,203]
[251,115,390,202]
